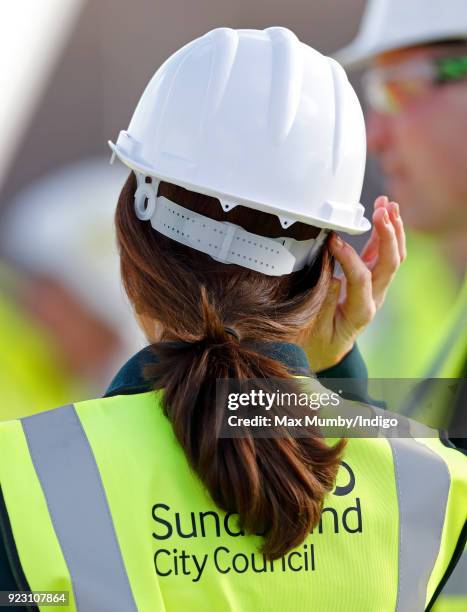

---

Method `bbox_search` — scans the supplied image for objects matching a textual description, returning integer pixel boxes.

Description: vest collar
[105,342,312,398]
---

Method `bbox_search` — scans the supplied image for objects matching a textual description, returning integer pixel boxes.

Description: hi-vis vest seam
[387,438,450,611]
[22,404,137,612]
[442,547,467,595]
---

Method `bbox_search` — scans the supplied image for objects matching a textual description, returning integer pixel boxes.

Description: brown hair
[115,173,346,559]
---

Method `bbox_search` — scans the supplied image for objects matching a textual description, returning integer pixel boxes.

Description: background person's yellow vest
[0,391,466,611]
[0,286,85,421]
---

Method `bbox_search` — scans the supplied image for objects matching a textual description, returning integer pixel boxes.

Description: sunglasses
[362,55,467,114]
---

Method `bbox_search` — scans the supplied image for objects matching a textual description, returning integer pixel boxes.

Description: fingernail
[333,234,344,249]
[377,195,389,206]
[392,202,400,218]
[383,210,390,225]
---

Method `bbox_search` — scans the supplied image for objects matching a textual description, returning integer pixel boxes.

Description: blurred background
[0,0,463,419]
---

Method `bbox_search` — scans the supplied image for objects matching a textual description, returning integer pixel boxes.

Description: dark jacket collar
[105,342,312,397]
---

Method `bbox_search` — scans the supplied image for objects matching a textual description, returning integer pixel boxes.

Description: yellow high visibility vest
[359,234,460,378]
[0,266,86,421]
[0,391,466,611]
[423,277,467,612]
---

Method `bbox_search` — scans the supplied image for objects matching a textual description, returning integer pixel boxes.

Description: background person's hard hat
[335,0,467,69]
[109,27,369,237]
[1,157,144,356]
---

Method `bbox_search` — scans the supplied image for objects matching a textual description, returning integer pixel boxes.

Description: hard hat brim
[335,31,467,69]
[109,141,371,236]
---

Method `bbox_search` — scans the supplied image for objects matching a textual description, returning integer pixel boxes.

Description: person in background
[334,0,467,383]
[0,157,144,420]
[335,1,467,609]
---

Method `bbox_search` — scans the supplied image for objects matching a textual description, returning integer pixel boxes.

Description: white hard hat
[1,157,144,352]
[335,0,467,69]
[110,27,369,276]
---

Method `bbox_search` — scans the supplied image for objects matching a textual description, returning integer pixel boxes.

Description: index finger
[371,207,401,304]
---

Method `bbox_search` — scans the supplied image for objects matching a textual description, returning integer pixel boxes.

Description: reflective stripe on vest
[22,405,137,612]
[442,548,467,596]
[387,438,451,611]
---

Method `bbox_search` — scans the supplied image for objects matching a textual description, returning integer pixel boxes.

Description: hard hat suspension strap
[133,173,327,276]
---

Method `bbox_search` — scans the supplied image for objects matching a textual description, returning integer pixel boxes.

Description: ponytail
[116,174,346,559]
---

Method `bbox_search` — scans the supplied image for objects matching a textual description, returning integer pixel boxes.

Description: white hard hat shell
[110,27,370,235]
[1,157,144,351]
[335,0,467,68]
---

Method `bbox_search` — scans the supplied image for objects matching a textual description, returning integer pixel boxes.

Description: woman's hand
[306,196,406,372]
